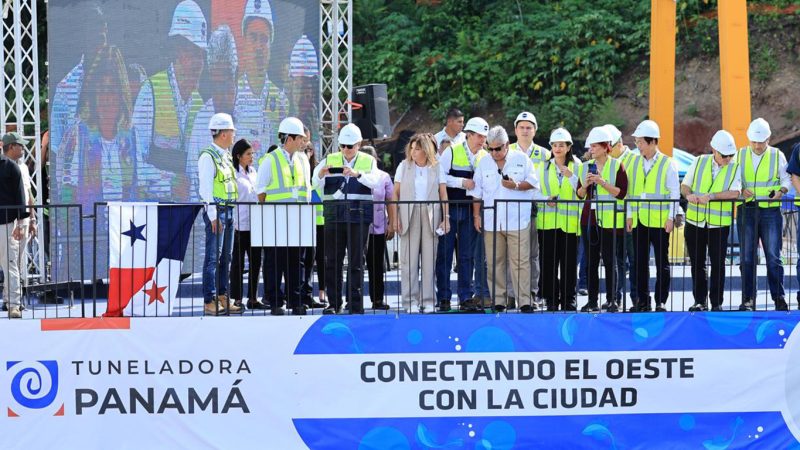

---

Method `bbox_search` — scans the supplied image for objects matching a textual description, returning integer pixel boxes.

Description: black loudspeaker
[351,83,391,140]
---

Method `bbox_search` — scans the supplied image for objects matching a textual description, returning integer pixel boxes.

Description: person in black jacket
[1,133,27,319]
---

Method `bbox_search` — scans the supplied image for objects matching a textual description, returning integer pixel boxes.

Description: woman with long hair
[391,133,449,313]
[229,138,266,310]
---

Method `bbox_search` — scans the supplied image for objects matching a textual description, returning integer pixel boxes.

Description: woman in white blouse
[229,139,266,310]
[391,134,450,313]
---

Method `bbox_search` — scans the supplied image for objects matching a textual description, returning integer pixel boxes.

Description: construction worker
[681,130,741,311]
[577,127,629,313]
[198,113,240,315]
[509,111,550,307]
[256,117,311,316]
[132,0,208,200]
[736,118,790,311]
[312,124,380,315]
[606,124,640,310]
[436,117,490,312]
[626,120,680,312]
[535,128,582,312]
[434,108,466,150]
[235,0,289,157]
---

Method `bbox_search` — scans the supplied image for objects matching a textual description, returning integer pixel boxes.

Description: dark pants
[620,231,637,304]
[230,230,262,303]
[315,224,326,292]
[301,246,315,306]
[365,233,387,305]
[263,247,303,309]
[539,229,578,311]
[632,225,671,307]
[585,226,622,305]
[685,224,730,307]
[325,222,370,311]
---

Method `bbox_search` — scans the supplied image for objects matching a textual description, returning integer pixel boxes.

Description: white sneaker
[8,306,21,319]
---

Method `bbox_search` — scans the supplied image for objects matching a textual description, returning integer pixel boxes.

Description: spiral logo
[6,360,59,410]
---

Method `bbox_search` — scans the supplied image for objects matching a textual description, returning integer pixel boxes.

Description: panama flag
[105,203,201,317]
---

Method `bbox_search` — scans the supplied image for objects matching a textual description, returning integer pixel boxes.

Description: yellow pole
[718,0,751,148]
[649,0,676,156]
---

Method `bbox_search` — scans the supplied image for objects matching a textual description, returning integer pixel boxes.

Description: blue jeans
[737,205,784,301]
[436,205,476,302]
[203,206,235,303]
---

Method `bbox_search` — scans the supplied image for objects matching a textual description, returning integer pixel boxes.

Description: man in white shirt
[470,126,537,312]
[434,108,466,151]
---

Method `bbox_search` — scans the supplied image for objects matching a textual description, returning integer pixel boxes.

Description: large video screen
[49,0,321,279]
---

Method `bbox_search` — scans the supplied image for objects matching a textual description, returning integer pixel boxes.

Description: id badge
[641,193,647,200]
[291,187,299,199]
[333,190,344,200]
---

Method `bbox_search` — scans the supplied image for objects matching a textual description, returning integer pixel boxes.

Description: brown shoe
[218,295,241,314]
[204,302,223,316]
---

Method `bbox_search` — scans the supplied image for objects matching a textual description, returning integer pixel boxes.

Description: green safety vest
[537,159,581,234]
[631,153,672,228]
[738,146,782,208]
[685,155,737,227]
[510,142,551,166]
[259,149,308,202]
[199,146,238,204]
[451,143,488,172]
[149,71,204,173]
[314,187,324,225]
[578,158,624,229]
[618,149,642,225]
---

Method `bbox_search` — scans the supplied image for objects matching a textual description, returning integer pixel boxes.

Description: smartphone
[328,167,344,174]
[497,169,510,181]
[588,163,598,174]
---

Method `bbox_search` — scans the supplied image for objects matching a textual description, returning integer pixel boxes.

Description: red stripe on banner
[40,318,131,331]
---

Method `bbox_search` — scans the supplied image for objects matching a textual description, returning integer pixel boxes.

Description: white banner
[250,204,316,247]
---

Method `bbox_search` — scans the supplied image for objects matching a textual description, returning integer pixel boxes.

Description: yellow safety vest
[199,146,238,204]
[149,71,204,173]
[578,158,624,229]
[685,155,737,226]
[738,146,782,208]
[510,142,551,166]
[537,159,581,234]
[631,153,672,228]
[260,149,308,202]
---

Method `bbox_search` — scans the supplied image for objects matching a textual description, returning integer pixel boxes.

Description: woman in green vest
[681,130,741,311]
[536,128,582,312]
[577,127,629,313]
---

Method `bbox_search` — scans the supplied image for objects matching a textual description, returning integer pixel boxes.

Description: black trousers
[315,224,326,291]
[585,226,622,305]
[325,222,370,311]
[263,247,303,309]
[301,246,315,305]
[365,233,387,305]
[539,229,578,311]
[632,225,671,306]
[685,224,730,307]
[230,230,262,303]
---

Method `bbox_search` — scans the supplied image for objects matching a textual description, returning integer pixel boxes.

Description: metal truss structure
[319,0,352,155]
[1,0,44,283]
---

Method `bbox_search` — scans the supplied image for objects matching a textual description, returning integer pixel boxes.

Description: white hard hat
[208,113,235,130]
[279,117,305,136]
[338,123,363,146]
[710,130,737,156]
[549,127,573,145]
[584,127,613,147]
[603,124,622,145]
[514,111,538,128]
[242,0,274,41]
[747,117,771,142]
[632,120,660,138]
[169,0,208,50]
[289,35,319,78]
[464,117,490,136]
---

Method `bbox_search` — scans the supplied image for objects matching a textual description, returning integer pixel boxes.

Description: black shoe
[655,303,668,312]
[270,307,286,316]
[520,305,535,313]
[577,288,588,296]
[580,303,600,313]
[322,306,338,315]
[371,302,391,310]
[629,302,652,313]
[710,305,723,312]
[600,301,611,310]
[492,305,506,313]
[507,297,517,309]
[345,307,364,315]
[292,306,308,316]
[775,298,789,311]
[246,300,267,310]
[606,302,620,313]
[688,303,708,312]
[308,301,326,308]
[438,300,451,312]
[739,300,754,311]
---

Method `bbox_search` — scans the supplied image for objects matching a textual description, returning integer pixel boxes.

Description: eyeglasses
[720,154,734,159]
[488,145,505,152]
[340,144,355,149]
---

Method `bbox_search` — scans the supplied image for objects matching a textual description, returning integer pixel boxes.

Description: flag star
[122,220,146,246]
[145,283,167,305]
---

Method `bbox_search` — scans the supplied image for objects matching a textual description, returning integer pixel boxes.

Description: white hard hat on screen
[603,124,622,146]
[584,127,612,148]
[710,130,737,156]
[338,123,363,146]
[549,127,573,145]
[208,113,235,130]
[279,117,305,136]
[242,0,275,41]
[169,0,208,50]
[632,120,661,139]
[746,117,771,142]
[514,112,538,128]
[289,35,320,78]
[464,117,490,136]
